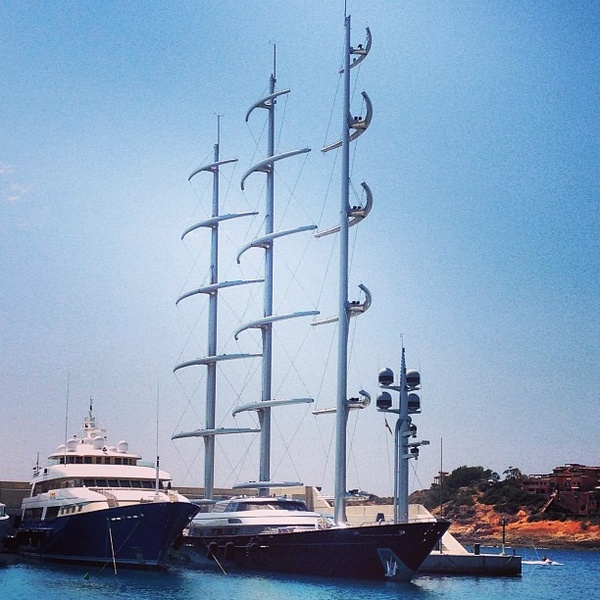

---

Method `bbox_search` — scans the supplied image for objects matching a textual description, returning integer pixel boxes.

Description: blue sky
[1,1,598,496]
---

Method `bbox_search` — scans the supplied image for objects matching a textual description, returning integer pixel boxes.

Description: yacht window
[285,501,307,511]
[45,506,60,519]
[243,503,272,511]
[84,457,92,464]
[34,482,48,495]
[25,508,43,521]
[84,479,95,487]
[95,479,108,487]
[114,457,122,465]
[131,480,142,488]
[107,480,119,487]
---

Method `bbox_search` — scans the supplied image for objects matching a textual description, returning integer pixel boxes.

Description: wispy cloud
[7,182,35,203]
[0,162,14,175]
[1,163,34,203]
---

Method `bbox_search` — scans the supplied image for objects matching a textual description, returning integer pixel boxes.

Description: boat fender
[224,541,235,560]
[206,541,219,558]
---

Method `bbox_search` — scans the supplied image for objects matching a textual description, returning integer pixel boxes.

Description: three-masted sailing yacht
[174,14,448,581]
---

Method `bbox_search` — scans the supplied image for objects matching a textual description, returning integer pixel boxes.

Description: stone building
[520,464,600,516]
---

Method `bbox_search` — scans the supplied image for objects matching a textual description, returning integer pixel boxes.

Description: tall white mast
[204,118,222,498]
[172,119,262,500]
[319,15,373,525]
[260,60,277,486]
[334,14,353,526]
[234,48,318,496]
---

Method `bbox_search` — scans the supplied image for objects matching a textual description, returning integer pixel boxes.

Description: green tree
[503,466,523,481]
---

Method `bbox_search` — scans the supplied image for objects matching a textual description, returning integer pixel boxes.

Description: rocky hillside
[431,498,600,549]
[409,465,600,549]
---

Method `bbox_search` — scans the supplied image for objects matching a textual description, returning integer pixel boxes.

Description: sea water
[0,547,597,600]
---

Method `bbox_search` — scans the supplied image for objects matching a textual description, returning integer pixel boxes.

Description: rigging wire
[321,72,342,156]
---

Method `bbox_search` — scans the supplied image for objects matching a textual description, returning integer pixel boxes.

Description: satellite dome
[406,369,420,388]
[378,367,394,386]
[376,391,393,410]
[407,393,421,413]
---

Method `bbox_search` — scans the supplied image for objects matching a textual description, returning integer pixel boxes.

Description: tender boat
[173,11,448,582]
[187,495,335,538]
[15,403,198,570]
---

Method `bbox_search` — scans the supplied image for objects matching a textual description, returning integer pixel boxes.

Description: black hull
[185,520,449,581]
[16,502,198,570]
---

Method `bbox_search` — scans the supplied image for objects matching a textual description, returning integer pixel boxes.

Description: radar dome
[407,393,421,413]
[406,370,420,388]
[378,368,394,386]
[376,391,393,410]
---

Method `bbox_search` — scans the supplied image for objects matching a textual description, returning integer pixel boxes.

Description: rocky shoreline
[454,532,600,551]
[442,505,600,550]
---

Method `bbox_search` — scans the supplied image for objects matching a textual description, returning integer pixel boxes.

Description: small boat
[173,10,448,582]
[523,556,563,566]
[15,402,198,570]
